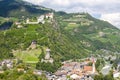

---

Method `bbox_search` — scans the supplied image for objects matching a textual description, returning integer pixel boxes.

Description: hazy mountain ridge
[55,12,120,52]
[0,0,120,64]
[1,1,120,80]
[0,0,52,17]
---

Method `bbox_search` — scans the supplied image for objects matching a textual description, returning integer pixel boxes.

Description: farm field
[13,49,42,63]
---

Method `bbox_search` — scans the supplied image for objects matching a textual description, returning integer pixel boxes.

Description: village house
[117,62,120,71]
[17,68,25,72]
[17,25,23,28]
[15,22,21,25]
[28,40,37,50]
[45,13,54,19]
[26,15,45,24]
[101,65,112,75]
[33,70,42,75]
[14,22,23,28]
[70,74,80,80]
[26,18,38,24]
[113,72,120,79]
[37,15,45,24]
[56,75,67,80]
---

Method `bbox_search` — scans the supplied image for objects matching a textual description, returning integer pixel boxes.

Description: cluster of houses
[44,53,120,80]
[14,12,54,28]
[0,59,13,69]
[1,53,120,80]
[26,12,54,24]
[0,59,13,73]
[48,58,96,80]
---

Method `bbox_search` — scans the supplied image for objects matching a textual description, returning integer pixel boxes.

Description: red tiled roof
[84,66,92,71]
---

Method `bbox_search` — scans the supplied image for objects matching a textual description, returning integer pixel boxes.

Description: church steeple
[92,57,96,74]
[45,48,51,60]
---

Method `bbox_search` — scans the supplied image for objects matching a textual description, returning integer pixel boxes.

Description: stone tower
[45,48,51,60]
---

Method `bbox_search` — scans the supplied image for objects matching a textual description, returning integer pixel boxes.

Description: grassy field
[13,49,41,63]
[65,23,79,30]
